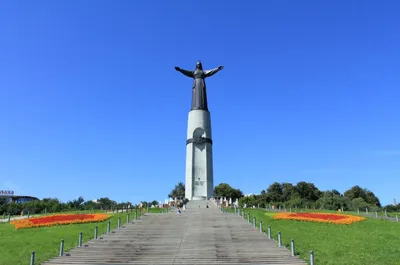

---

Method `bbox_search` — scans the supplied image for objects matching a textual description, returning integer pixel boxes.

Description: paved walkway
[0,215,38,223]
[42,201,305,265]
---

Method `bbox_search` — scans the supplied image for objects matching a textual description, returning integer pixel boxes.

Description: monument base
[192,196,207,201]
[185,110,214,201]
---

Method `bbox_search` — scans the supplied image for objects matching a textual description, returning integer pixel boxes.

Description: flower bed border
[273,212,366,224]
[11,213,110,229]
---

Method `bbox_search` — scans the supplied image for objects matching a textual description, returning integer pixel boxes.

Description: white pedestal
[185,110,214,200]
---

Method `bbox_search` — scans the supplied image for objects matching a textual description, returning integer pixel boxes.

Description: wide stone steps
[42,201,306,265]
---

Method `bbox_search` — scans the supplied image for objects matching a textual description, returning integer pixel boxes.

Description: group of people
[177,204,186,214]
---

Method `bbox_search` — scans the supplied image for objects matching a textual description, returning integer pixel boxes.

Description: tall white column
[185,110,214,200]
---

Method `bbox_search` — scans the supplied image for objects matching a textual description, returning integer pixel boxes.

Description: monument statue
[175,61,224,111]
[175,61,223,200]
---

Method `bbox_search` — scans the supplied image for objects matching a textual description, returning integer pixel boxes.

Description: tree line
[168,181,398,212]
[0,196,160,216]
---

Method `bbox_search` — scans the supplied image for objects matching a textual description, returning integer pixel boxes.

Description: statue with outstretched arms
[175,61,224,110]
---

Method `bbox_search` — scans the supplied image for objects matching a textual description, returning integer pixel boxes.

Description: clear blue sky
[1,1,399,206]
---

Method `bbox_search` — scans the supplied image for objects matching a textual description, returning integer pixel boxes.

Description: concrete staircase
[42,200,306,265]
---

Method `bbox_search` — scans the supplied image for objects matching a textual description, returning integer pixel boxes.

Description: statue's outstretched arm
[204,66,224,78]
[175,67,194,78]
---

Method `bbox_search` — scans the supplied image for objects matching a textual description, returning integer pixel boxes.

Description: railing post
[247,213,250,223]
[259,220,262,233]
[291,239,295,256]
[127,213,130,224]
[30,251,35,265]
[118,217,121,228]
[78,232,82,247]
[134,211,137,220]
[107,221,111,233]
[253,216,256,228]
[59,239,64,256]
[94,226,98,239]
[310,251,315,265]
[268,225,271,239]
[278,232,282,247]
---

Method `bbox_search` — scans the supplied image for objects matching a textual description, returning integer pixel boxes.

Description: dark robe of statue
[175,61,224,111]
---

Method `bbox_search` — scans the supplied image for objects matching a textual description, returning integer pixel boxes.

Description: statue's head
[196,61,203,70]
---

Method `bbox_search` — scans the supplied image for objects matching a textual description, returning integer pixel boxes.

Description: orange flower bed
[273,212,365,224]
[11,213,110,229]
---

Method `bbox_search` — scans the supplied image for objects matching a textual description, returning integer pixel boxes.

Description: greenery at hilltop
[2,180,398,216]
[239,182,385,212]
[0,196,160,216]
[168,181,398,212]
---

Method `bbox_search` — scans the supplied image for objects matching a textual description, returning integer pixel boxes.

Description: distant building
[0,190,39,204]
[7,196,39,204]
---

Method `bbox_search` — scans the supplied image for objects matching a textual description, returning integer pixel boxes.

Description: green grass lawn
[232,208,400,265]
[0,208,165,265]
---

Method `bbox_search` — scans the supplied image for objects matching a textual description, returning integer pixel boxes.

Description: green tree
[295,181,321,201]
[265,182,283,202]
[214,183,244,200]
[168,182,185,199]
[239,195,258,208]
[97,197,117,210]
[344,186,381,207]
[282,183,297,201]
[349,197,369,211]
[66,196,85,209]
[364,190,381,207]
[344,185,365,200]
[383,204,400,212]
[316,191,348,210]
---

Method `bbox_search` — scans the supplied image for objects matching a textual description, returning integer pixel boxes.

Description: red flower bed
[29,214,97,224]
[274,212,366,224]
[11,213,110,229]
[287,213,347,221]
